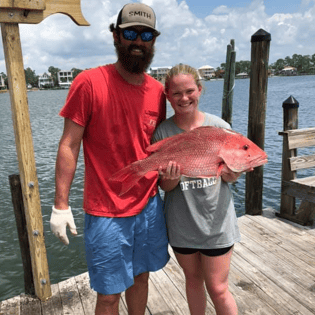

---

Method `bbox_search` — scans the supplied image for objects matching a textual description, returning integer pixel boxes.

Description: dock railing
[278,96,315,226]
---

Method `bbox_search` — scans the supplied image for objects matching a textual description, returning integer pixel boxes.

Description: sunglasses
[122,28,155,42]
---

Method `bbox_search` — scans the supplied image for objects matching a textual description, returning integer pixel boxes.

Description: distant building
[38,72,54,88]
[58,70,74,89]
[281,66,297,76]
[198,65,215,80]
[236,72,249,79]
[0,75,6,90]
[149,66,172,81]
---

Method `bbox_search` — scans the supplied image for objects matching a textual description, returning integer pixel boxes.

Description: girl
[153,64,240,315]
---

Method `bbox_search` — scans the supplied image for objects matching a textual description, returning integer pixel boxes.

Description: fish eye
[243,144,249,150]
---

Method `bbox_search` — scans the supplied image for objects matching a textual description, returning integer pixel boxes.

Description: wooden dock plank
[147,277,176,314]
[162,254,215,314]
[20,294,41,315]
[149,264,190,314]
[0,296,20,315]
[240,216,315,276]
[120,292,131,314]
[74,273,96,314]
[232,251,313,315]
[235,234,315,314]
[41,284,62,315]
[246,214,315,252]
[1,213,315,315]
[58,277,85,314]
[228,262,279,315]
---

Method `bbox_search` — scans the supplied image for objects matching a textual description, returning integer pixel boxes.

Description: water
[0,75,314,301]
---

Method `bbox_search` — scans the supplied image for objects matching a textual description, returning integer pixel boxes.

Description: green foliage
[235,60,251,75]
[270,54,315,74]
[1,53,314,84]
[48,66,61,86]
[24,67,38,87]
[71,68,83,79]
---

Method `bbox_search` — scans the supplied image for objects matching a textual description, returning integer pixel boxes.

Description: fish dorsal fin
[146,137,172,153]
[146,128,204,153]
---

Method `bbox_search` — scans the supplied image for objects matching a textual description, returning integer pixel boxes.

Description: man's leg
[125,194,169,315]
[125,272,149,315]
[95,293,120,315]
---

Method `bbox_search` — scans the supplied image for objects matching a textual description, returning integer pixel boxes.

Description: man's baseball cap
[116,3,160,35]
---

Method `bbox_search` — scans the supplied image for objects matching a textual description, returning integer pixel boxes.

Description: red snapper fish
[109,126,268,195]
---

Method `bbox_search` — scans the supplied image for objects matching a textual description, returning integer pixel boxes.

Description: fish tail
[109,164,144,196]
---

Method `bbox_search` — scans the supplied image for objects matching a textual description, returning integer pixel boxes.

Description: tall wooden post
[245,29,271,215]
[2,23,51,300]
[222,39,236,127]
[1,0,89,301]
[279,96,299,216]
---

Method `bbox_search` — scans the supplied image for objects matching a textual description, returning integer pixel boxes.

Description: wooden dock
[1,210,315,315]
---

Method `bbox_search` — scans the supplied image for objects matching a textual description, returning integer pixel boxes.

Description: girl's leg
[201,248,238,315]
[174,251,206,315]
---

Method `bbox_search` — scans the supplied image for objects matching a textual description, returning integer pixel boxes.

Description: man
[50,3,169,315]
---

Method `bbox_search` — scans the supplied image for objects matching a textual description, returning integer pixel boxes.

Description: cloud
[1,0,315,75]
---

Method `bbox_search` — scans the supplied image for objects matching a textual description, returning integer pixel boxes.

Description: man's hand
[50,206,77,245]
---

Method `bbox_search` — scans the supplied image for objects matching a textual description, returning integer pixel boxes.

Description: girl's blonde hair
[164,64,203,93]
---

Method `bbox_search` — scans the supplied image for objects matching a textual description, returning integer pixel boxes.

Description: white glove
[50,206,77,245]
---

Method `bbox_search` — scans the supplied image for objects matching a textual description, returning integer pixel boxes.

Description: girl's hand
[158,161,181,192]
[159,161,181,180]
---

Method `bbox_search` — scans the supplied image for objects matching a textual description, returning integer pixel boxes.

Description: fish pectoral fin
[218,151,241,173]
[216,162,225,177]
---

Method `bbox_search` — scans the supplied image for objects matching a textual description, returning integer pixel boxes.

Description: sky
[0,0,315,75]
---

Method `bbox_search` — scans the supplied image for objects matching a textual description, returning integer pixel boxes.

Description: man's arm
[54,118,85,209]
[50,118,85,245]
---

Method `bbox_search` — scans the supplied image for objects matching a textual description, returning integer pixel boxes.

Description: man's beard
[115,39,155,74]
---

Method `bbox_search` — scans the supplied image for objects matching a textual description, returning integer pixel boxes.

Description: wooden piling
[9,174,35,296]
[222,39,236,126]
[245,29,271,215]
[279,96,298,217]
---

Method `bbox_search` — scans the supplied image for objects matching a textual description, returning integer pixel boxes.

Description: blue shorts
[84,194,170,295]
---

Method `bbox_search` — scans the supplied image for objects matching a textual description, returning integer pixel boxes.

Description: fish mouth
[248,156,268,169]
[232,156,268,173]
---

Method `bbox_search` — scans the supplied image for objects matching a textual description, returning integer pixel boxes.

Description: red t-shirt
[59,64,166,217]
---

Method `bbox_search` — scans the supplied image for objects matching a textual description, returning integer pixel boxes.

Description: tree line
[217,53,315,77]
[0,66,84,89]
[1,53,315,88]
